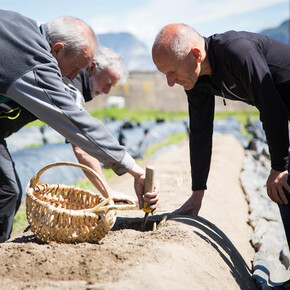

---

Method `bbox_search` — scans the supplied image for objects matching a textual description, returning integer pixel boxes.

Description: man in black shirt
[152,23,290,248]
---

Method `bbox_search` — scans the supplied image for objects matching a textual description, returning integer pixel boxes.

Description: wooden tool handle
[143,166,155,215]
[144,166,155,194]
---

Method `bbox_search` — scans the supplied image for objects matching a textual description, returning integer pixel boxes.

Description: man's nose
[102,85,111,94]
[166,75,176,87]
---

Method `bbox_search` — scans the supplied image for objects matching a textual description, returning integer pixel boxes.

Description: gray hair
[93,47,128,84]
[47,16,98,57]
[154,24,202,60]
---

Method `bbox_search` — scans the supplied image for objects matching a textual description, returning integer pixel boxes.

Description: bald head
[151,23,210,91]
[152,23,203,63]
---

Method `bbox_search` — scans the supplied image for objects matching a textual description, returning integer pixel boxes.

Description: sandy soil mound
[0,134,257,289]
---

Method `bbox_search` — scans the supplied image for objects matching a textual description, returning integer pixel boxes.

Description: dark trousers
[0,138,22,242]
[279,168,290,250]
[279,199,290,250]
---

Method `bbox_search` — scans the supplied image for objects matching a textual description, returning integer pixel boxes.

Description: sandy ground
[0,134,257,290]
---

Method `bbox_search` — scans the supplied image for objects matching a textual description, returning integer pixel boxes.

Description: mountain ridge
[260,19,289,44]
[98,32,156,72]
[97,19,290,72]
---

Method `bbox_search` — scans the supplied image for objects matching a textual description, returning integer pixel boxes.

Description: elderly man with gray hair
[67,46,128,101]
[0,10,158,242]
[64,47,136,204]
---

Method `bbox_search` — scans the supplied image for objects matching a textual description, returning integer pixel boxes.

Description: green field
[27,107,259,127]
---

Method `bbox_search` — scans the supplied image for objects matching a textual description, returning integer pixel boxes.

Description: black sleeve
[0,100,37,138]
[186,82,215,191]
[227,39,289,171]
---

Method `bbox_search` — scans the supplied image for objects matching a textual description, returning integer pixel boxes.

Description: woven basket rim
[26,186,110,216]
[26,161,136,214]
[26,161,111,196]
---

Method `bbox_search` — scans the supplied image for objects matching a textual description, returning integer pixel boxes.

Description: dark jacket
[187,30,290,190]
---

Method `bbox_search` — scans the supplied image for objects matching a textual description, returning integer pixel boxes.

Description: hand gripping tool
[142,166,155,230]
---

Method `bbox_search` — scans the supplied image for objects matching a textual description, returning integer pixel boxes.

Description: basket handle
[28,161,111,198]
[86,197,136,213]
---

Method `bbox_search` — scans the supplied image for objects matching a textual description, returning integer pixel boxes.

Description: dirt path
[0,134,257,289]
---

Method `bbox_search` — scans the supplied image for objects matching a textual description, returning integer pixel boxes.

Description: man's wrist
[128,163,145,179]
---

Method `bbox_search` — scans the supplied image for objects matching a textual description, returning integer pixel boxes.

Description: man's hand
[129,163,159,210]
[267,169,290,204]
[172,190,204,217]
[111,190,137,205]
[143,185,159,211]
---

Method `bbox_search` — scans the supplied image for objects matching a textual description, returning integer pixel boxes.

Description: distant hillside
[98,32,156,72]
[260,20,289,44]
[98,21,290,72]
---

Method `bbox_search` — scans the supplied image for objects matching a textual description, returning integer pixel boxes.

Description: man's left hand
[111,190,137,205]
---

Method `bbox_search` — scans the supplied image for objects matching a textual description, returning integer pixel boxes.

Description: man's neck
[200,54,211,76]
[199,38,211,76]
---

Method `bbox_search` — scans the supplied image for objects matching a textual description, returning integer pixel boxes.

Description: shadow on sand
[112,213,257,289]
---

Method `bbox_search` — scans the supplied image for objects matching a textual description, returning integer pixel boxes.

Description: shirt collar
[204,36,216,78]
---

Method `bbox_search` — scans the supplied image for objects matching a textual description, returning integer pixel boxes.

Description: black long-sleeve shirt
[187,30,290,191]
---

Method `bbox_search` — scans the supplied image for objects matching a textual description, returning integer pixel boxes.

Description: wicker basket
[26,161,135,244]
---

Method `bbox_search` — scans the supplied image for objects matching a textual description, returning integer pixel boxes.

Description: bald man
[152,23,290,250]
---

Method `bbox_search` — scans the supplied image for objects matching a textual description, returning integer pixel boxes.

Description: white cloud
[89,0,288,49]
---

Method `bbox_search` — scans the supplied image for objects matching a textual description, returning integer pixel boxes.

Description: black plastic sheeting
[12,143,79,193]
[7,116,268,198]
[213,116,248,148]
[9,118,189,196]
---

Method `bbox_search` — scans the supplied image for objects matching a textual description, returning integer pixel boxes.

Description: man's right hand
[172,190,205,217]
[266,169,290,204]
[128,163,159,210]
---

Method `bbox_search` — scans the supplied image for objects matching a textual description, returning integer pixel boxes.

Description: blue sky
[1,0,289,49]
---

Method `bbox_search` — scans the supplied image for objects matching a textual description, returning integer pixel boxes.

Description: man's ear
[191,48,202,63]
[88,60,97,76]
[51,42,65,57]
